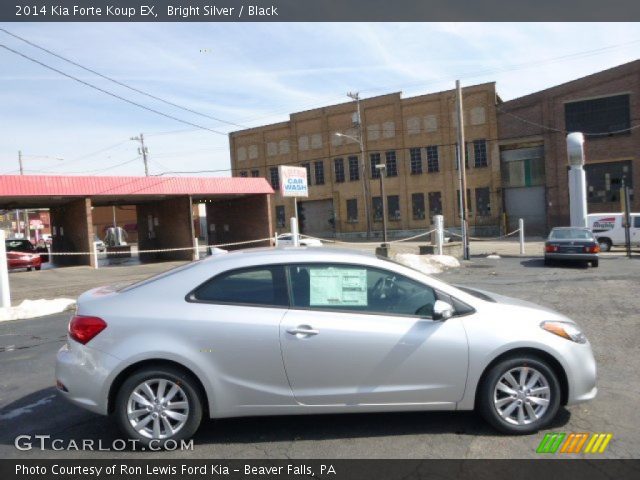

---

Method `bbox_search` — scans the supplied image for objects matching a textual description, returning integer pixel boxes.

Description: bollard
[0,230,10,308]
[435,215,444,256]
[290,217,300,247]
[519,218,525,255]
[274,231,278,247]
[93,241,99,270]
[193,237,200,261]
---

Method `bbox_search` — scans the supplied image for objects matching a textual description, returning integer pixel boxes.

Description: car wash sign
[279,165,308,197]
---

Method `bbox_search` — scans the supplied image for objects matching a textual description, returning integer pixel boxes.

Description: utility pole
[17,150,29,239]
[348,92,371,239]
[131,133,149,176]
[455,80,470,260]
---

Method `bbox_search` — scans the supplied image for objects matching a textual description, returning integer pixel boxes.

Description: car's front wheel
[478,356,561,434]
[115,366,203,447]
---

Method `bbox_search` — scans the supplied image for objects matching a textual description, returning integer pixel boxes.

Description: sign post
[279,166,309,244]
[0,230,10,308]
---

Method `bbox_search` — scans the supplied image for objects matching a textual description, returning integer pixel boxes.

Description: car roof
[204,246,374,262]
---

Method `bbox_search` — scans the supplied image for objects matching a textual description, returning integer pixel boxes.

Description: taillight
[584,245,600,253]
[68,315,107,344]
[545,244,558,253]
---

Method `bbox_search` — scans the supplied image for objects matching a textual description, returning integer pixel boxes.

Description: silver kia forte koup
[56,248,597,445]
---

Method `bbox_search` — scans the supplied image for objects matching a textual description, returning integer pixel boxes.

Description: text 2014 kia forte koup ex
[56,248,597,445]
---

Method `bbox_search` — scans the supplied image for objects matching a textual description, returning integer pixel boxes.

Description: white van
[587,213,640,251]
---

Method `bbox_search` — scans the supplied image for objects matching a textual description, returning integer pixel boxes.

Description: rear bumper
[545,253,598,261]
[55,341,120,416]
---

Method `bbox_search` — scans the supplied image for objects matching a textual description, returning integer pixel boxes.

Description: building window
[370,153,381,179]
[409,148,422,175]
[457,189,472,214]
[302,162,312,186]
[269,167,279,190]
[251,170,260,177]
[412,193,425,220]
[500,145,545,188]
[276,206,286,228]
[385,151,398,177]
[473,140,488,168]
[314,161,325,185]
[428,192,442,218]
[475,188,491,216]
[456,143,469,170]
[334,158,345,183]
[426,145,439,173]
[565,94,631,137]
[372,196,383,222]
[585,160,633,204]
[348,156,359,181]
[388,195,400,220]
[346,199,358,222]
[239,171,248,177]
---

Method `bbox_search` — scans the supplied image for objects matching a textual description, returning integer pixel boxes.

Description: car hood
[456,285,573,322]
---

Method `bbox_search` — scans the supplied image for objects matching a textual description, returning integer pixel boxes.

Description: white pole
[93,240,99,270]
[519,218,525,255]
[290,217,300,247]
[274,231,278,247]
[566,132,588,227]
[435,215,444,256]
[0,230,11,308]
[193,237,199,261]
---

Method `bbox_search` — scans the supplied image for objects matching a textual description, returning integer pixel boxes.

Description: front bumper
[55,340,121,416]
[563,341,598,405]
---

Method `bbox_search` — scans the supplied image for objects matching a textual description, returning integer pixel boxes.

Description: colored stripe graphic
[539,433,613,454]
[536,433,565,453]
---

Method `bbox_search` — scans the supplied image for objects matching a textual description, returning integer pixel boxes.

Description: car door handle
[286,327,319,336]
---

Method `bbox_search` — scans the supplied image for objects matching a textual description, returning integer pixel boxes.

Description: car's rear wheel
[591,259,599,268]
[478,356,561,434]
[115,367,203,447]
[35,265,41,271]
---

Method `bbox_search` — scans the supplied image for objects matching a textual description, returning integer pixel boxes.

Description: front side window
[288,264,437,317]
[191,266,288,306]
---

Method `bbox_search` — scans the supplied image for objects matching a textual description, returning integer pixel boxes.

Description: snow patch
[393,253,460,274]
[0,298,75,322]
[487,254,501,259]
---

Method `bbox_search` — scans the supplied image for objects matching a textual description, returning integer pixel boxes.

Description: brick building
[498,60,639,234]
[229,83,502,238]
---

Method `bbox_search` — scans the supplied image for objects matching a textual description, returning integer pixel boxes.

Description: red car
[5,238,48,271]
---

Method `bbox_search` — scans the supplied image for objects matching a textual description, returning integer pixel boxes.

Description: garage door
[504,186,547,235]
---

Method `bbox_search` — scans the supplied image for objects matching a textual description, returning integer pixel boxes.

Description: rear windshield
[5,240,34,252]
[549,229,594,240]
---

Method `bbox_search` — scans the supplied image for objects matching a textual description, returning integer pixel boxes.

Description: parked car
[94,235,106,252]
[587,212,639,252]
[544,227,600,267]
[56,247,597,446]
[277,233,323,247]
[5,238,47,271]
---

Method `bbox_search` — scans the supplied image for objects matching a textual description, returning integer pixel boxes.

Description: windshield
[549,229,594,240]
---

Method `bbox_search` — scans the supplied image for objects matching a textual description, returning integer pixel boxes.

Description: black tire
[114,366,203,448]
[35,266,42,271]
[26,267,32,272]
[591,259,599,268]
[597,238,612,252]
[477,356,561,435]
[543,257,552,266]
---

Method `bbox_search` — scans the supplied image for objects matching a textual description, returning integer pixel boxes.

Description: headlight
[541,321,587,344]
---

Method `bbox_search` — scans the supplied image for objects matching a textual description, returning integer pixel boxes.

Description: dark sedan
[544,227,600,267]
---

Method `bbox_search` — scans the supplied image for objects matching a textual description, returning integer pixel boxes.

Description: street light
[375,163,388,246]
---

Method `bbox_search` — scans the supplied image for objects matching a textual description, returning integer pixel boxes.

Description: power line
[0,27,248,130]
[0,43,229,136]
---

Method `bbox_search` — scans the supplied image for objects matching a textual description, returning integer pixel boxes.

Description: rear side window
[190,266,288,307]
[6,240,34,252]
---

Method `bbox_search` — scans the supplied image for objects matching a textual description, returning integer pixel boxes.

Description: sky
[0,22,638,177]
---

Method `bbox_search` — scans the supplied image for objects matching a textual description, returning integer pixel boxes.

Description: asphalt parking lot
[1,253,639,459]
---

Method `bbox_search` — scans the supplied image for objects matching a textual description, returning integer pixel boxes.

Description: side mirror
[433,300,454,321]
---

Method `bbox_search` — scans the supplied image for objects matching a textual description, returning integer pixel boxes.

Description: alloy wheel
[493,366,550,426]
[126,378,190,439]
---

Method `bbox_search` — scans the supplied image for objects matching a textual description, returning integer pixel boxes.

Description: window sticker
[309,267,367,306]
